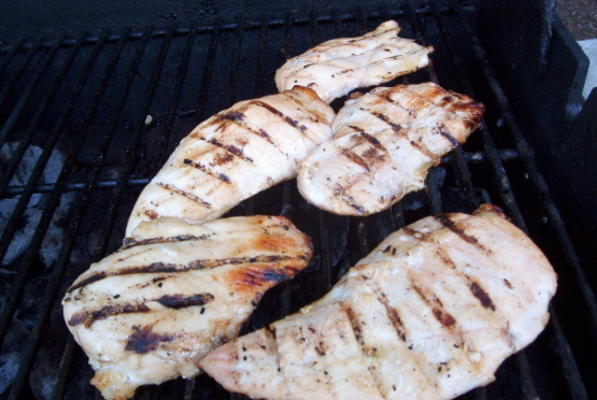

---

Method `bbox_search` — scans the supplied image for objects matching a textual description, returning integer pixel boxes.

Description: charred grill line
[155,293,215,309]
[411,284,456,328]
[433,214,491,254]
[343,305,388,399]
[404,226,498,309]
[182,158,231,184]
[251,100,309,136]
[156,182,213,208]
[68,303,150,327]
[216,110,290,160]
[67,293,214,327]
[193,134,254,163]
[121,233,213,249]
[366,108,436,160]
[375,291,407,342]
[67,254,302,292]
[125,325,175,354]
[437,128,460,147]
[264,325,287,388]
[340,148,371,171]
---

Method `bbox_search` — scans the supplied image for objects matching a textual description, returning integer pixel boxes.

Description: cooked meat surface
[297,82,484,216]
[125,86,334,237]
[200,205,557,400]
[275,20,433,103]
[63,216,312,400]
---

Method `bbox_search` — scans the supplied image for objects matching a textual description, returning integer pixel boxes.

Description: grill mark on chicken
[156,182,213,209]
[468,281,496,311]
[182,158,231,184]
[434,214,491,254]
[375,291,407,342]
[121,233,213,250]
[365,109,436,160]
[264,325,287,390]
[215,110,281,147]
[333,48,430,76]
[67,254,303,292]
[334,187,367,215]
[250,100,309,137]
[125,325,175,354]
[368,89,468,150]
[349,126,386,151]
[68,303,151,328]
[437,127,460,147]
[405,227,502,329]
[411,284,456,328]
[403,85,484,121]
[155,293,215,309]
[340,148,371,171]
[281,91,322,122]
[68,293,215,328]
[342,305,388,399]
[192,135,254,163]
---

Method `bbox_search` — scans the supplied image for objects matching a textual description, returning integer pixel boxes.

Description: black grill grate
[0,1,594,399]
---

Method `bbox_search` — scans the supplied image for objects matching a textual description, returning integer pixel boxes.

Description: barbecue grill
[0,0,595,399]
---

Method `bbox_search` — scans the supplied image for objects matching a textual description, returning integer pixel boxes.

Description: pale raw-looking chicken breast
[275,20,433,103]
[63,215,313,400]
[200,205,557,400]
[125,86,334,237]
[298,82,485,216]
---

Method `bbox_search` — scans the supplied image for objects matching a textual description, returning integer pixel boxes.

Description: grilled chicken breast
[125,86,334,237]
[275,21,433,103]
[298,82,484,216]
[63,215,312,400]
[200,205,557,400]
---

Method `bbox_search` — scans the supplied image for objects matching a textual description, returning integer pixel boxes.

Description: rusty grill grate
[0,0,594,399]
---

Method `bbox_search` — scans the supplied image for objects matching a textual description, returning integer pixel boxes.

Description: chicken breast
[275,20,433,103]
[297,82,485,216]
[62,215,313,400]
[125,86,334,237]
[200,205,557,400]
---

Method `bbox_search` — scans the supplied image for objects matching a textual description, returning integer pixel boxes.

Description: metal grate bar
[0,37,94,344]
[0,5,459,55]
[4,34,110,399]
[243,17,269,218]
[0,35,87,264]
[153,24,196,172]
[46,27,154,399]
[0,34,91,194]
[435,2,589,398]
[96,27,173,256]
[194,19,222,130]
[308,11,335,291]
[0,39,38,109]
[0,38,62,146]
[0,38,25,77]
[228,16,245,105]
[453,1,597,328]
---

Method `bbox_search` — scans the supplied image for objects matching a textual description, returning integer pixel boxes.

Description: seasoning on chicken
[125,86,334,237]
[275,20,433,103]
[62,215,313,400]
[200,205,557,400]
[297,82,485,216]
